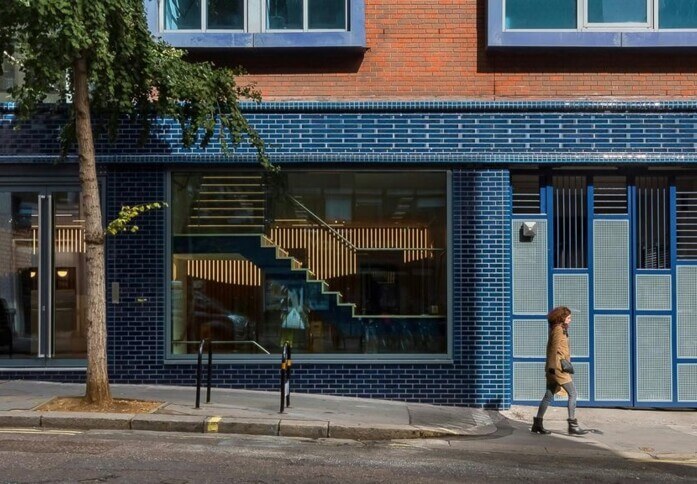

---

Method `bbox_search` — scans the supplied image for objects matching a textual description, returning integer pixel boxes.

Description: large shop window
[170,171,448,358]
[489,0,697,47]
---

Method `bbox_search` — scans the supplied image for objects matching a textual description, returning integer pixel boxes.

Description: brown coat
[545,324,573,390]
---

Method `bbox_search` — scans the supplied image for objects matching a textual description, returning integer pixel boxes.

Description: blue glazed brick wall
[98,166,511,408]
[4,101,697,165]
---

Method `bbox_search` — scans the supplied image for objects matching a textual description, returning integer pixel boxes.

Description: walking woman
[531,306,588,435]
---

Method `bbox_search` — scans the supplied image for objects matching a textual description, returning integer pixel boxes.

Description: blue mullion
[587,179,596,404]
[670,181,679,404]
[629,180,638,407]
[546,178,554,315]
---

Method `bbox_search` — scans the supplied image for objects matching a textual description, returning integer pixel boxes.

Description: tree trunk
[73,56,111,405]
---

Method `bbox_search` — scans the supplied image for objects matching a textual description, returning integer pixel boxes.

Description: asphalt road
[0,420,694,483]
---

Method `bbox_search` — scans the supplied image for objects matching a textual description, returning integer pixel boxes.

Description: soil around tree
[35,396,163,414]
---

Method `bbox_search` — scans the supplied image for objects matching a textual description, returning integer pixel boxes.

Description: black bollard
[195,339,204,409]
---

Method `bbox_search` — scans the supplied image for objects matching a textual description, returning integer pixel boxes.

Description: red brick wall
[221,0,697,100]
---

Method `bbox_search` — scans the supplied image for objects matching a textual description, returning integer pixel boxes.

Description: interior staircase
[179,174,357,320]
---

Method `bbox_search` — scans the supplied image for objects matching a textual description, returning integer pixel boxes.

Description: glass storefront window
[170,171,448,357]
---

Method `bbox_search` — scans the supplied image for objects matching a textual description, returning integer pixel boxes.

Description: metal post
[195,339,204,409]
[285,343,291,408]
[206,338,213,404]
[280,344,286,413]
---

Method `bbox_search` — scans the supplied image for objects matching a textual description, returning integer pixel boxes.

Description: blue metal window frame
[488,0,697,48]
[145,0,366,49]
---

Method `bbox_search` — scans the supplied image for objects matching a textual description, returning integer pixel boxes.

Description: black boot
[531,417,551,434]
[567,418,588,435]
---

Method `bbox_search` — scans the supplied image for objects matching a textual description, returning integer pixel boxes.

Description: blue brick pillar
[451,169,512,408]
[106,168,167,382]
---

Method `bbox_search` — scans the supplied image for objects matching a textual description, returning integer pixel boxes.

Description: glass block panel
[659,0,697,29]
[594,315,630,401]
[594,220,630,310]
[677,266,697,358]
[267,0,304,30]
[308,0,346,30]
[555,362,589,402]
[207,0,244,29]
[636,316,672,402]
[678,364,697,402]
[165,0,202,30]
[636,274,672,311]
[553,274,589,357]
[505,0,577,29]
[588,0,648,23]
[513,362,546,401]
[512,220,548,315]
[513,320,548,357]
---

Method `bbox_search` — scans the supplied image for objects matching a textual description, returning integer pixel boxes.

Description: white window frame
[582,0,653,31]
[161,0,247,33]
[263,0,349,33]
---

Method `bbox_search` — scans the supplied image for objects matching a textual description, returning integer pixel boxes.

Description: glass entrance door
[0,187,86,362]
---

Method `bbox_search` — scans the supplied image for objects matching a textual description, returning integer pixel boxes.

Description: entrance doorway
[0,187,87,363]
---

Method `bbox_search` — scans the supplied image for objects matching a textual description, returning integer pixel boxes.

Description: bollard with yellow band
[280,341,292,413]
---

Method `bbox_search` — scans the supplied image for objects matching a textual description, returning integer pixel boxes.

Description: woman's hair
[547,306,571,326]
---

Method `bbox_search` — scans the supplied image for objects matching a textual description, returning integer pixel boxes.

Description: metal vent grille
[678,365,697,402]
[554,363,589,402]
[512,220,548,315]
[636,177,671,269]
[513,320,548,357]
[513,362,545,401]
[636,316,672,402]
[676,177,697,260]
[553,176,587,269]
[594,176,627,214]
[512,175,541,214]
[594,315,630,401]
[636,274,672,311]
[677,266,697,358]
[594,220,630,310]
[553,274,589,357]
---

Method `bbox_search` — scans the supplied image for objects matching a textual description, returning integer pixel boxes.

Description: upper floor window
[164,0,245,31]
[489,0,697,47]
[149,0,365,48]
[505,0,697,31]
[163,0,347,32]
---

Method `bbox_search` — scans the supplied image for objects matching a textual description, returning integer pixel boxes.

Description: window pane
[659,0,697,28]
[207,0,244,29]
[165,0,202,30]
[505,0,577,29]
[308,0,346,30]
[171,171,448,356]
[267,0,304,30]
[588,0,647,23]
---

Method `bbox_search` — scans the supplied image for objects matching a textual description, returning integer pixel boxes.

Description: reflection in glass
[588,0,647,23]
[267,0,303,30]
[505,0,577,29]
[207,0,244,29]
[171,171,447,356]
[659,0,697,28]
[165,0,202,30]
[308,0,346,30]
[0,192,39,358]
[52,192,87,359]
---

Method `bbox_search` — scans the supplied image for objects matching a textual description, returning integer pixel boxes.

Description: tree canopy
[0,0,273,405]
[0,0,272,168]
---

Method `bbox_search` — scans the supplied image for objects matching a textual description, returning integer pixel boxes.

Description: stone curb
[0,411,492,440]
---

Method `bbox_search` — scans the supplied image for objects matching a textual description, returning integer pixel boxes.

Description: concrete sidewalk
[0,380,498,440]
